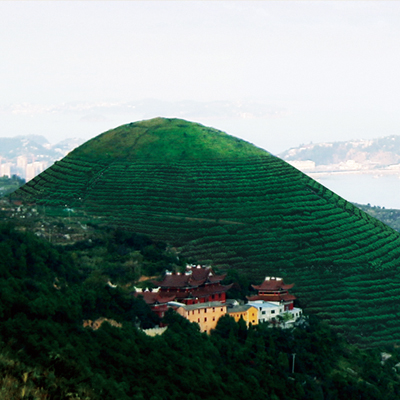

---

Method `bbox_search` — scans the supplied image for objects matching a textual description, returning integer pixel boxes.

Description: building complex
[135,265,302,334]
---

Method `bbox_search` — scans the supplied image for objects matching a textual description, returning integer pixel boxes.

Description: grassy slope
[75,117,268,162]
[12,118,400,347]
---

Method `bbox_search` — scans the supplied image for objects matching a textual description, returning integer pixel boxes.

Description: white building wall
[0,163,11,178]
[26,164,36,182]
[247,301,284,323]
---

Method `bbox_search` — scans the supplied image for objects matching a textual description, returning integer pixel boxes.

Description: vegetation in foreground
[0,222,400,399]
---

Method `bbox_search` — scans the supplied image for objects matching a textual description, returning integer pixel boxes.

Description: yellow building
[176,301,227,334]
[228,304,258,327]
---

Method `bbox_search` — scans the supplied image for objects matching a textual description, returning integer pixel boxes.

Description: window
[213,307,215,312]
[198,318,200,322]
[262,311,266,315]
[204,308,207,313]
[271,310,275,314]
[213,317,215,321]
[198,310,200,314]
[204,317,207,322]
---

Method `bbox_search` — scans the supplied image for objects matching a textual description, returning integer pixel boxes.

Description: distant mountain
[0,135,84,181]
[11,117,400,346]
[0,135,54,159]
[49,137,86,157]
[279,135,400,170]
[0,135,84,160]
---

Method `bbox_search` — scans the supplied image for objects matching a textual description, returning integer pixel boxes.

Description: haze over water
[316,174,400,210]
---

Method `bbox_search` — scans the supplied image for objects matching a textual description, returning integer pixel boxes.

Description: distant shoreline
[302,169,400,179]
[298,171,400,209]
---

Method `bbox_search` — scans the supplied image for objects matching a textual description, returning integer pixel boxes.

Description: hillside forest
[0,216,400,399]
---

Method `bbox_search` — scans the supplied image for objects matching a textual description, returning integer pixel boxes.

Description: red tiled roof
[134,292,176,305]
[208,273,227,283]
[188,283,233,298]
[191,267,211,281]
[246,293,296,302]
[252,278,294,292]
[159,283,234,300]
[155,267,227,289]
[155,274,205,288]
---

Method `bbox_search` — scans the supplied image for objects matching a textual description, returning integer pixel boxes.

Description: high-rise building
[0,163,12,178]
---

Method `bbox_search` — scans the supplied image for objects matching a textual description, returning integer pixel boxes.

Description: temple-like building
[134,289,176,320]
[154,265,233,305]
[176,301,228,333]
[228,304,258,327]
[247,276,296,311]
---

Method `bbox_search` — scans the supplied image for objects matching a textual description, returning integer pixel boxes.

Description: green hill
[11,117,400,346]
[74,117,268,161]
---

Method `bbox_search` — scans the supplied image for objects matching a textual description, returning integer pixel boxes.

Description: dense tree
[1,222,400,399]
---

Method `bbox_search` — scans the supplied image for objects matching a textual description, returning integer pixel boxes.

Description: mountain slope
[73,117,268,161]
[11,117,400,346]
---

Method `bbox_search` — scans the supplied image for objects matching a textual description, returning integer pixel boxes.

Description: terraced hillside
[11,118,400,346]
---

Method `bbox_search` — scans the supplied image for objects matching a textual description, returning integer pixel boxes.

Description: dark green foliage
[209,315,400,400]
[1,222,400,399]
[64,227,185,284]
[223,268,251,300]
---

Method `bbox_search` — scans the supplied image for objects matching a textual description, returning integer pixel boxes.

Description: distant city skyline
[2,1,400,154]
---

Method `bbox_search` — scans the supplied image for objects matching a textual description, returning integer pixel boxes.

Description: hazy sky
[2,1,400,154]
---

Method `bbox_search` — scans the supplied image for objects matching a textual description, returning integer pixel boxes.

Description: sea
[311,173,400,210]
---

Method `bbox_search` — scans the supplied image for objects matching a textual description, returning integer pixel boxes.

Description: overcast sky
[2,1,400,154]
